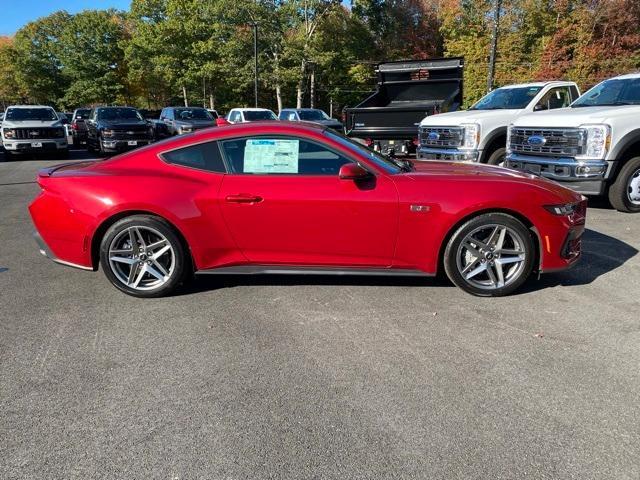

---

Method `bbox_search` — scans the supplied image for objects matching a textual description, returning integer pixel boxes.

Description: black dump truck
[344,57,464,156]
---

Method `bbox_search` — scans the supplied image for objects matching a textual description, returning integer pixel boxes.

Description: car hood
[99,120,148,128]
[513,105,640,127]
[2,119,64,128]
[420,109,520,126]
[406,160,579,199]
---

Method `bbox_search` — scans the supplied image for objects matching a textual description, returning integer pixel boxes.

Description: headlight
[180,126,192,133]
[544,203,577,215]
[3,128,15,139]
[102,129,115,138]
[576,124,611,160]
[460,123,480,149]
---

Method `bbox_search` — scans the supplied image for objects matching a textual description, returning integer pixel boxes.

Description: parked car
[70,108,91,145]
[160,106,217,135]
[1,105,68,159]
[344,58,464,156]
[226,108,277,123]
[506,73,640,213]
[29,121,585,298]
[417,81,580,165]
[207,109,219,119]
[86,106,154,154]
[279,108,343,131]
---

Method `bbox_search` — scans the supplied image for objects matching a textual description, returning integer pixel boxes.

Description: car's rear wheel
[608,156,640,213]
[443,213,534,297]
[99,215,188,297]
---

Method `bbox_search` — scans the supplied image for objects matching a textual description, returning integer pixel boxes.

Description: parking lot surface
[1,150,639,479]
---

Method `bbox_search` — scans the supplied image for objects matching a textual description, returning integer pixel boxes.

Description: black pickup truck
[344,57,464,156]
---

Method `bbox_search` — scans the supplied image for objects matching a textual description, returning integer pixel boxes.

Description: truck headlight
[102,129,115,138]
[577,124,611,160]
[461,123,480,150]
[180,126,192,134]
[3,128,15,139]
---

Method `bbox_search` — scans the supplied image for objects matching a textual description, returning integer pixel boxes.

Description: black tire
[608,156,640,213]
[486,147,506,166]
[443,213,535,297]
[99,215,190,298]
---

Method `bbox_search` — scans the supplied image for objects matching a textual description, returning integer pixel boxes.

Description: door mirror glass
[339,163,370,180]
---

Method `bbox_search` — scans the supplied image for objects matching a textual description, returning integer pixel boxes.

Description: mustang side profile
[29,122,586,298]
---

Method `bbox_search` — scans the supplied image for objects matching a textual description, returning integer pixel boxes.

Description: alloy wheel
[455,224,527,290]
[108,226,175,291]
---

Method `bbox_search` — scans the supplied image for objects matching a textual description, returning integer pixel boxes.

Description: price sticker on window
[243,139,299,173]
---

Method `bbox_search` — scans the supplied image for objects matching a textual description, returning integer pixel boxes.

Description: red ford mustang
[29,122,586,297]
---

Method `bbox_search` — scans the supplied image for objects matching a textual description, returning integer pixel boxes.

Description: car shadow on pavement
[183,227,637,296]
[519,228,638,293]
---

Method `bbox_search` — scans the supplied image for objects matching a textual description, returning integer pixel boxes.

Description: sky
[1,0,131,36]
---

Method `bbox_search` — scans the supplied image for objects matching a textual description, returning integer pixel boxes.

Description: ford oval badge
[427,132,440,141]
[527,135,546,146]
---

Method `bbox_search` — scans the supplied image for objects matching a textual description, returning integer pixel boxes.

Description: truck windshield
[175,108,212,120]
[298,110,330,121]
[97,108,144,121]
[244,110,277,121]
[324,130,402,174]
[470,86,542,110]
[6,108,58,121]
[572,77,640,107]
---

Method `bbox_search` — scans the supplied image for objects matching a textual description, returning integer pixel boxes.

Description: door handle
[225,194,263,204]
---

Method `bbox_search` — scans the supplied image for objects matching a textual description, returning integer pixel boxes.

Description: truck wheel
[608,156,640,213]
[486,147,506,166]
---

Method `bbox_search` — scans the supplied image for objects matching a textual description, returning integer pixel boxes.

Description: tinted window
[6,108,58,121]
[162,141,226,173]
[298,110,329,121]
[470,86,542,110]
[243,110,277,121]
[174,108,213,120]
[221,137,351,175]
[572,77,640,107]
[97,108,143,121]
[74,108,91,119]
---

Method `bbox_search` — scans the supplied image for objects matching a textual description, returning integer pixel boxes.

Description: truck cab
[506,73,640,212]
[417,81,580,165]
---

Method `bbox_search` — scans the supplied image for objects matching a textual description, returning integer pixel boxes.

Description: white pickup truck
[1,105,69,159]
[506,73,640,213]
[417,81,580,165]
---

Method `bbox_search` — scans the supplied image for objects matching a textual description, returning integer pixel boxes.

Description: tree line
[0,0,638,114]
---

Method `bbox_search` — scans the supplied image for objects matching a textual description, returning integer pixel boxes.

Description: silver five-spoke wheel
[108,226,175,291]
[456,224,526,291]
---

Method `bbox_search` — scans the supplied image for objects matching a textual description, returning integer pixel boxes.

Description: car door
[218,134,398,266]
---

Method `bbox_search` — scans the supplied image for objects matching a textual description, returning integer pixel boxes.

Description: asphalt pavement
[1,149,639,479]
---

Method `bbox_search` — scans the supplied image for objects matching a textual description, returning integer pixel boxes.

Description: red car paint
[29,122,585,276]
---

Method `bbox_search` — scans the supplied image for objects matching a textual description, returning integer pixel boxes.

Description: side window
[162,141,226,173]
[569,85,580,102]
[229,111,239,122]
[220,137,351,175]
[535,87,571,110]
[287,112,297,121]
[167,110,174,120]
[278,111,288,120]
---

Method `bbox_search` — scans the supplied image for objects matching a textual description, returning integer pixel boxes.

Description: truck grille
[419,127,463,147]
[509,128,584,157]
[12,127,63,140]
[110,128,150,141]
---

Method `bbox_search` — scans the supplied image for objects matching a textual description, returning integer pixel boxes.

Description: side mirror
[339,163,370,180]
[533,104,545,111]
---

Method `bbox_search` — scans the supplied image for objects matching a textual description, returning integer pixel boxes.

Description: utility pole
[487,0,502,93]
[251,22,259,108]
[309,62,316,109]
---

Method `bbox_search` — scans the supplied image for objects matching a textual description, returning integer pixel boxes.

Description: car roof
[231,108,274,112]
[610,72,640,80]
[7,105,56,109]
[498,81,576,89]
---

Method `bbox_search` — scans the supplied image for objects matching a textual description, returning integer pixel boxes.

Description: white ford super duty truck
[417,81,581,165]
[506,73,640,213]
[1,105,69,159]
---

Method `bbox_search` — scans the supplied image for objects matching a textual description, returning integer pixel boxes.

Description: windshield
[174,108,213,121]
[6,107,58,121]
[470,86,542,110]
[244,110,277,121]
[97,108,144,121]
[572,77,640,107]
[74,109,91,119]
[324,130,401,174]
[298,110,330,121]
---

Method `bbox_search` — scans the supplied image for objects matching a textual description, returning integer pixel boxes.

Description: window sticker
[243,139,299,173]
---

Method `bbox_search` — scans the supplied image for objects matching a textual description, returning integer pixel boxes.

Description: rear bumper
[33,231,92,271]
[506,153,612,196]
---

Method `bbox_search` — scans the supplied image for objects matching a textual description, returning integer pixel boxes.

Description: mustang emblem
[527,135,547,146]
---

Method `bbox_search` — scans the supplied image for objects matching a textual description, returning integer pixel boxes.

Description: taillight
[365,138,373,147]
[71,121,78,131]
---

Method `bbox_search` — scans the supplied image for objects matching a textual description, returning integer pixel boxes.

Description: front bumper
[33,231,92,271]
[417,147,480,162]
[505,153,612,196]
[3,139,68,152]
[101,138,151,152]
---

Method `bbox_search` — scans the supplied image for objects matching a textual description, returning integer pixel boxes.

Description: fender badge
[410,205,430,213]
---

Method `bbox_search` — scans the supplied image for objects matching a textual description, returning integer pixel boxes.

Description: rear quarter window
[161,141,226,173]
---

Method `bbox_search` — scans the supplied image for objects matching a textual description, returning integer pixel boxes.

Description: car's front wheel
[443,213,535,297]
[99,215,189,297]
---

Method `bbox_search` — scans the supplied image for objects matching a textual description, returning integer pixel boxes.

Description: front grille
[12,127,62,140]
[109,128,150,141]
[510,128,584,157]
[420,126,463,148]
